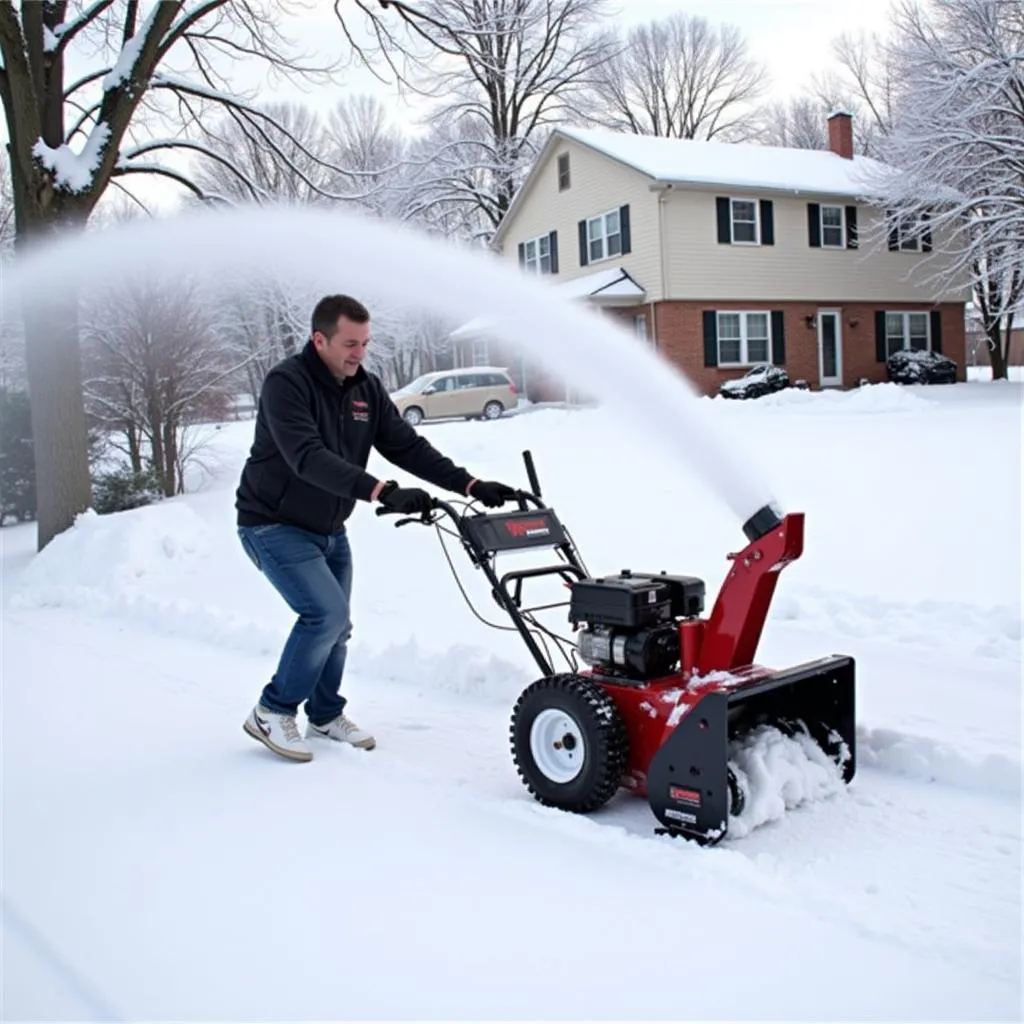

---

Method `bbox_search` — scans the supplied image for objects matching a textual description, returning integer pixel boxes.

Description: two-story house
[450,112,969,401]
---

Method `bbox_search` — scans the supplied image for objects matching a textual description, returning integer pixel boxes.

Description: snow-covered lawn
[3,379,1021,1021]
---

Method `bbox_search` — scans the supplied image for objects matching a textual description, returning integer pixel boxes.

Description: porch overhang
[450,266,647,340]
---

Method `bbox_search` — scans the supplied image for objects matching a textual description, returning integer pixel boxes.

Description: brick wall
[455,299,967,402]
[636,300,966,395]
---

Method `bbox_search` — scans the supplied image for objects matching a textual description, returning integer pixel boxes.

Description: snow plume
[4,203,779,528]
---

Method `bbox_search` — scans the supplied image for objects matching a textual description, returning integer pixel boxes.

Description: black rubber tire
[510,673,629,813]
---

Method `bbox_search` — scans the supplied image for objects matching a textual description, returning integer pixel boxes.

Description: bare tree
[82,274,235,497]
[828,30,901,148]
[191,101,337,205]
[351,0,617,239]
[859,0,1024,380]
[576,12,767,141]
[754,97,832,150]
[0,1,391,549]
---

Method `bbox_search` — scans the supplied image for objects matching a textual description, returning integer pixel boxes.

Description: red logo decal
[506,518,549,537]
[669,785,702,807]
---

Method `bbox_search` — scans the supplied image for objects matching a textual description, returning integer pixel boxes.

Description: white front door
[817,310,843,387]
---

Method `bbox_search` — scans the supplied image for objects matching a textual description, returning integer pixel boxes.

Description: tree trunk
[162,418,178,496]
[987,323,1008,380]
[127,427,142,474]
[17,218,94,550]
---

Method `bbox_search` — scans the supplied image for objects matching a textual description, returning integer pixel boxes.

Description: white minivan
[389,366,519,425]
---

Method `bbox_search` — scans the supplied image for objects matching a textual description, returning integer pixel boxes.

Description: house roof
[491,125,899,247]
[449,266,645,339]
[556,126,895,198]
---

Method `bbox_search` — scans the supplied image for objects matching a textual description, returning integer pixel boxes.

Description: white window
[523,234,552,275]
[730,199,759,244]
[820,205,845,248]
[557,153,570,191]
[633,314,649,343]
[586,208,622,263]
[892,214,923,251]
[717,311,771,365]
[471,339,489,364]
[885,312,930,356]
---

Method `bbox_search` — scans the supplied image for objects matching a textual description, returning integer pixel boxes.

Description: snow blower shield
[646,655,856,843]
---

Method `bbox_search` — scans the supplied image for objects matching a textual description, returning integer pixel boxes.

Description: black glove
[469,479,517,508]
[378,480,434,515]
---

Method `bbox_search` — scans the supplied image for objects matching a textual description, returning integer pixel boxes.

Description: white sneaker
[243,705,313,762]
[307,713,376,750]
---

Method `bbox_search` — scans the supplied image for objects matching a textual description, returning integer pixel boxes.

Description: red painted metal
[697,512,804,675]
[580,513,806,797]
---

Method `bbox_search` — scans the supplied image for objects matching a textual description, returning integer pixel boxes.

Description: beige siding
[498,137,665,301]
[661,187,971,303]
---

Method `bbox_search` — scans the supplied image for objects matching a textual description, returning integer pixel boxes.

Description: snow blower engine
[376,451,856,845]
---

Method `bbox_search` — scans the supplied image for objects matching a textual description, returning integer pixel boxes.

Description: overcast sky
[240,0,898,134]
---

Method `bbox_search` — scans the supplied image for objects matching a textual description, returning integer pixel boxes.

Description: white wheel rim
[529,708,585,783]
[485,404,500,418]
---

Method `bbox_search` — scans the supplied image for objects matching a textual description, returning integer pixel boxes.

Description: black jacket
[236,341,473,534]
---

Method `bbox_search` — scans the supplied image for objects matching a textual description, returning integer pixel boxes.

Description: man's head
[310,294,371,379]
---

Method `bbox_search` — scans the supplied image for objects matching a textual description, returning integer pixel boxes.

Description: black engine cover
[569,575,672,628]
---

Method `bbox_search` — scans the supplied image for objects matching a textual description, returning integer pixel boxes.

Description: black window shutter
[716,197,731,243]
[518,242,525,266]
[845,205,858,248]
[921,212,932,252]
[771,311,786,364]
[703,311,718,366]
[760,200,774,245]
[548,230,559,274]
[930,309,942,352]
[875,310,888,361]
[577,220,588,266]
[887,211,899,251]
[807,203,821,247]
[619,204,631,254]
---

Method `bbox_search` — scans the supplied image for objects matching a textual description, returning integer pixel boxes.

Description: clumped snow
[727,724,847,838]
[32,123,111,193]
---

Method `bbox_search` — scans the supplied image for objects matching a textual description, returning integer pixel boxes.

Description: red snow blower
[376,451,856,845]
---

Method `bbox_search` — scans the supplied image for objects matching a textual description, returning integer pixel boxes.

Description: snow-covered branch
[860,0,1024,378]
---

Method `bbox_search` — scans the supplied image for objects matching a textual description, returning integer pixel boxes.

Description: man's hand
[378,480,434,515]
[468,479,517,508]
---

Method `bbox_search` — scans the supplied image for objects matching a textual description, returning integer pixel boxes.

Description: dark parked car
[886,349,958,385]
[718,364,790,400]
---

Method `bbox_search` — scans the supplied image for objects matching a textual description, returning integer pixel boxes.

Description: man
[235,294,516,762]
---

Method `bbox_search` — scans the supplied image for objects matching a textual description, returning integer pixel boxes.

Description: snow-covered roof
[555,266,645,300]
[449,267,645,339]
[555,126,895,199]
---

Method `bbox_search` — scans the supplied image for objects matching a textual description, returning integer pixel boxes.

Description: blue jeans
[238,523,353,725]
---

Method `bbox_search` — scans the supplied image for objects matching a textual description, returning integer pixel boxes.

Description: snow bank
[718,382,936,414]
[349,636,530,703]
[727,724,847,839]
[10,503,212,610]
[857,725,1021,798]
[772,586,1021,664]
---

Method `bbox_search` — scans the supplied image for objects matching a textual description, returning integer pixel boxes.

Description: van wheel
[482,401,504,420]
[403,406,424,426]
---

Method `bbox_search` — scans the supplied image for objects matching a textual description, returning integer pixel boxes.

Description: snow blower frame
[376,450,856,845]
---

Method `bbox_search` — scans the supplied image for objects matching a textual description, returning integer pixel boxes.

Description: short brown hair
[311,295,370,339]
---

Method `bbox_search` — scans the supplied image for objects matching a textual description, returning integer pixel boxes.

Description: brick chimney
[827,109,854,159]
